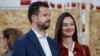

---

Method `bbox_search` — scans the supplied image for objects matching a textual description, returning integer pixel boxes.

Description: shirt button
[73,51,76,54]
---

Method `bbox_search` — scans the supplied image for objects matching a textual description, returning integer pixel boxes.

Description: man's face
[36,7,51,30]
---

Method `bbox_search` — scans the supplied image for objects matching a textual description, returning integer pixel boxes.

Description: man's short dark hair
[28,1,49,24]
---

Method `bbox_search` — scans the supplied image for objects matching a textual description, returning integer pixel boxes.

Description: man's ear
[31,15,37,23]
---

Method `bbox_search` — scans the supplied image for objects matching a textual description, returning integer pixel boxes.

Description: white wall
[0,0,20,7]
[0,0,99,7]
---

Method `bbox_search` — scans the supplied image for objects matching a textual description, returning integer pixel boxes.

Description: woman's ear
[31,15,37,23]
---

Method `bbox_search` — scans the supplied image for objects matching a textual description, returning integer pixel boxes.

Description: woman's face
[2,37,8,49]
[62,17,75,37]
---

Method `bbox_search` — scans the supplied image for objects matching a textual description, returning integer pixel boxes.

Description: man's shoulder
[47,36,58,44]
[17,34,27,41]
[14,32,30,45]
[47,36,54,41]
[15,29,32,42]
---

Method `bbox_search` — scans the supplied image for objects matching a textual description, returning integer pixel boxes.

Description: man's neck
[32,25,46,37]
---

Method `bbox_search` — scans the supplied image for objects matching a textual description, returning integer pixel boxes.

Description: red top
[59,42,91,56]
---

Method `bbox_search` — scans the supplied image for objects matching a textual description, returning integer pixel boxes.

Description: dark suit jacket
[12,29,60,56]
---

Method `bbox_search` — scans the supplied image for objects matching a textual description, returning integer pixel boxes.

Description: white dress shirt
[69,42,75,56]
[32,28,52,56]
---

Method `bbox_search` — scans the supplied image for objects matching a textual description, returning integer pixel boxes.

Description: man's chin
[44,26,49,30]
[45,23,50,27]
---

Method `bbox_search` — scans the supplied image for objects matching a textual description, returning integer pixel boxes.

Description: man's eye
[43,14,47,16]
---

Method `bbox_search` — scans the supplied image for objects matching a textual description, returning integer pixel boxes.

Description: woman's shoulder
[81,44,89,50]
[74,42,90,52]
[2,49,12,56]
[80,44,91,56]
[75,42,89,48]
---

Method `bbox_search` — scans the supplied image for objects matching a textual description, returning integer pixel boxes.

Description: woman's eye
[62,24,67,26]
[70,23,74,26]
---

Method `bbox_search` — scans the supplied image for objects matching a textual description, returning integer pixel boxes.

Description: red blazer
[59,42,91,56]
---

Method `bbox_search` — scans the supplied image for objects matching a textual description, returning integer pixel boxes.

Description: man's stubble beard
[37,20,51,30]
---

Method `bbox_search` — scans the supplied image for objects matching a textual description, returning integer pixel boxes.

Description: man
[12,1,60,56]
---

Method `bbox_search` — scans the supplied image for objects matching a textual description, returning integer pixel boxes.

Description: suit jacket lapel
[27,29,45,56]
[47,37,57,56]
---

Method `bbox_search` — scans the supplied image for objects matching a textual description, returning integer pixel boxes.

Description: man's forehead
[39,7,50,12]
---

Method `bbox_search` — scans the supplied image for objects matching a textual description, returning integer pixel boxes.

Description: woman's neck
[62,37,74,51]
[62,37,73,45]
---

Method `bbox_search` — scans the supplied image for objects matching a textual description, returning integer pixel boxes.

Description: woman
[2,27,23,56]
[54,12,90,56]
